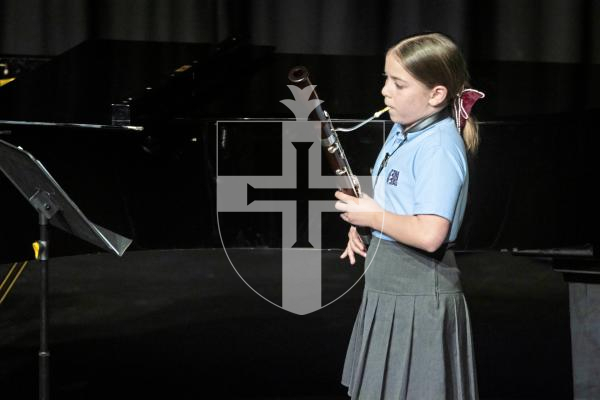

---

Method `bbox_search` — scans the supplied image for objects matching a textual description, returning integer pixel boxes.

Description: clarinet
[287,66,372,245]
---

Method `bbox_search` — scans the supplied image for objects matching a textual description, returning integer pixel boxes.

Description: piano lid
[0,38,275,129]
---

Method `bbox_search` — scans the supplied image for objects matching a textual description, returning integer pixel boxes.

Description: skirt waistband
[364,236,463,296]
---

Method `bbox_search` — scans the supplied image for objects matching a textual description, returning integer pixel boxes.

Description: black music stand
[0,139,132,400]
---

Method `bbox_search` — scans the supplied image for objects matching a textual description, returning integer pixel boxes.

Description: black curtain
[0,0,598,63]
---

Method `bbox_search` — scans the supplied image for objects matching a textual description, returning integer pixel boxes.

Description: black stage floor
[1,248,572,399]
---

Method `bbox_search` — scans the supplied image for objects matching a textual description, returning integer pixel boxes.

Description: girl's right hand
[340,226,367,265]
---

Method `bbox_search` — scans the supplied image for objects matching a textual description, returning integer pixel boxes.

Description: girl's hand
[340,226,366,265]
[334,191,383,228]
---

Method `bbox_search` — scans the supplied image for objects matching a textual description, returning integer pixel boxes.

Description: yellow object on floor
[0,77,15,87]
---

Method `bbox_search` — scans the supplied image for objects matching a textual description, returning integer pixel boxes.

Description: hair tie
[453,88,485,130]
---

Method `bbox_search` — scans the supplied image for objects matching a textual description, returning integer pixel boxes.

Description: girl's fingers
[349,239,366,258]
[340,248,348,259]
[349,229,365,253]
[348,247,356,265]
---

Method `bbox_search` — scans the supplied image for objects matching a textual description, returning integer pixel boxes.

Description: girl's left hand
[334,191,383,228]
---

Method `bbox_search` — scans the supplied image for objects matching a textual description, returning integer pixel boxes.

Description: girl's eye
[383,74,405,90]
[393,79,404,88]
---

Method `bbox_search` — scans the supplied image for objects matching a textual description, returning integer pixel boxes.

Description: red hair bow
[454,88,485,130]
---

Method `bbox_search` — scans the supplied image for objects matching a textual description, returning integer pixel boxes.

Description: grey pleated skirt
[341,237,479,400]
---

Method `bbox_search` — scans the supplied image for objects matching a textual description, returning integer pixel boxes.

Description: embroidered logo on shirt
[386,169,399,186]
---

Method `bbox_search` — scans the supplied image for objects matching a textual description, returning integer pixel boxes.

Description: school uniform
[342,117,479,400]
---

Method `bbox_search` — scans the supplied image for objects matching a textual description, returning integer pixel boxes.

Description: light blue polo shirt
[371,117,468,243]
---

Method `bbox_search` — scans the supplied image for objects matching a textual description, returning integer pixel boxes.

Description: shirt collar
[393,116,450,141]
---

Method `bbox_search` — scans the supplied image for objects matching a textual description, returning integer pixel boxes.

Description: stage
[1,248,571,399]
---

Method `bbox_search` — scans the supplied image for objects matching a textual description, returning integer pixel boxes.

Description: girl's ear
[429,85,448,107]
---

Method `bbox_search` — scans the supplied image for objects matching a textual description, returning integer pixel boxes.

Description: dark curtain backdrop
[0,0,598,63]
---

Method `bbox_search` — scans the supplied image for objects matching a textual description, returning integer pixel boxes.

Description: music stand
[0,139,132,400]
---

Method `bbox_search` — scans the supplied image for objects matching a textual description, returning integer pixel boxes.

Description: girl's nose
[381,78,391,98]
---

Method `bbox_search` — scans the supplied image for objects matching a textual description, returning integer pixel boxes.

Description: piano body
[1,38,599,398]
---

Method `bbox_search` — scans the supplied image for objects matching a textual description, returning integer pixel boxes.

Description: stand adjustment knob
[32,242,40,260]
[32,241,47,261]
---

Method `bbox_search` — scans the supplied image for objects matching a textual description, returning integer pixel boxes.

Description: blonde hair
[389,33,479,154]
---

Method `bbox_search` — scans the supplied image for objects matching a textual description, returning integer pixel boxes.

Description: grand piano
[1,38,599,398]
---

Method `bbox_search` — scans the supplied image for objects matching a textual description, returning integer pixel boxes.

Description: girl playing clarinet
[335,32,483,400]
